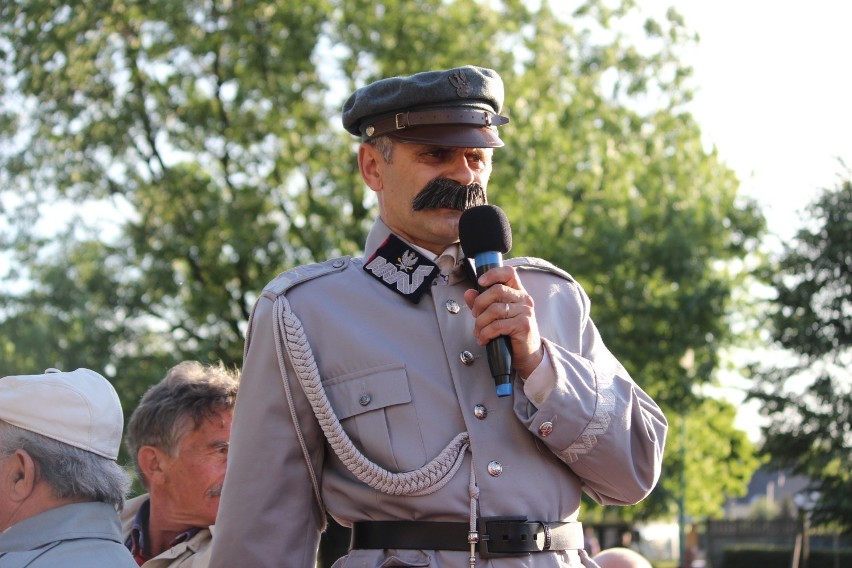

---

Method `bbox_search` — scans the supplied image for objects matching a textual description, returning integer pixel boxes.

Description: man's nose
[446,153,478,186]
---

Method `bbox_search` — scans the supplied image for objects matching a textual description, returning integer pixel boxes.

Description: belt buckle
[477,516,530,558]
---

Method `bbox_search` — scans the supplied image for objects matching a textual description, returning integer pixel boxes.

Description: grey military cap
[342,65,510,148]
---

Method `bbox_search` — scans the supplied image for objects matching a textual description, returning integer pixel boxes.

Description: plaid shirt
[124,498,201,566]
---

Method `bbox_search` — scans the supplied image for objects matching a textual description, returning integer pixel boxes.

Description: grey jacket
[211,218,668,568]
[0,502,137,568]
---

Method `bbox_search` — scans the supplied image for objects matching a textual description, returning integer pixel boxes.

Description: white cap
[0,368,124,460]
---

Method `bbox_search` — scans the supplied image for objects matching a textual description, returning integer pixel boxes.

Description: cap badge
[448,71,472,98]
[364,234,439,303]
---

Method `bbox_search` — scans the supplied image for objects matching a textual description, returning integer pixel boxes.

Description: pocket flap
[325,364,411,420]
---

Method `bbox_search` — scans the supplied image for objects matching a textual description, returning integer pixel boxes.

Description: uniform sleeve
[209,295,325,568]
[513,280,668,506]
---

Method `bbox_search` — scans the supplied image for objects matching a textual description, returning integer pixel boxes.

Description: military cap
[342,65,510,148]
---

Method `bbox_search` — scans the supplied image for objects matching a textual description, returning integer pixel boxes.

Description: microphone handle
[474,255,513,397]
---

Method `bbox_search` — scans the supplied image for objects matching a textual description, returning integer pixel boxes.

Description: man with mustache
[123,361,239,568]
[212,66,667,567]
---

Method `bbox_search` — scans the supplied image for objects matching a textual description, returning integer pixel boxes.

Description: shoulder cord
[271,295,475,504]
[270,296,327,530]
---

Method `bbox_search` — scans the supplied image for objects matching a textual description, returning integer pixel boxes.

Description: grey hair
[366,135,395,164]
[125,360,240,487]
[0,421,131,510]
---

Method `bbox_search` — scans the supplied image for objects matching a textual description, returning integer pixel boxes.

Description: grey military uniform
[211,218,667,568]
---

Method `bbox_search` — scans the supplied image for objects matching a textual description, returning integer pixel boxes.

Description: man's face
[159,409,233,528]
[369,141,493,254]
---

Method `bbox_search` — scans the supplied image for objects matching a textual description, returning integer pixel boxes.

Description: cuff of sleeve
[521,343,557,406]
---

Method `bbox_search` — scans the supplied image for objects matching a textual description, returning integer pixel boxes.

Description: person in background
[211,65,668,567]
[0,368,137,567]
[584,526,602,557]
[122,361,240,567]
[592,547,653,568]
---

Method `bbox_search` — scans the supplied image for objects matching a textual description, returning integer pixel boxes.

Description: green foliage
[747,497,782,521]
[683,399,761,519]
[0,0,366,408]
[749,173,852,533]
[1,0,765,527]
[745,494,799,522]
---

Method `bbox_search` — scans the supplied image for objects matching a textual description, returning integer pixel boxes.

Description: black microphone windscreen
[459,205,512,257]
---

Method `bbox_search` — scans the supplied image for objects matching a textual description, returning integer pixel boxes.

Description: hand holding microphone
[459,205,516,397]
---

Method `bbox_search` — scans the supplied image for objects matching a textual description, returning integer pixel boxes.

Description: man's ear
[358,143,384,192]
[137,446,167,486]
[8,450,37,502]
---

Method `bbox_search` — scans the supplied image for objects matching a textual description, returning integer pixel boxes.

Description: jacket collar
[362,218,471,302]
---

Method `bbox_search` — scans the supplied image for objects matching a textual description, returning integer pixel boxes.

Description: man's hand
[463,265,544,379]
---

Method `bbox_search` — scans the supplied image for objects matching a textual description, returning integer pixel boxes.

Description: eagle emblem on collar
[364,235,439,304]
[397,250,417,272]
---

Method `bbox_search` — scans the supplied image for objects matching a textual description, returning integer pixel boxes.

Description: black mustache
[411,178,487,211]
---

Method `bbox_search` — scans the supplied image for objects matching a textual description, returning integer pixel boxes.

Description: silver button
[332,259,345,268]
[446,299,461,314]
[359,394,372,406]
[538,421,554,437]
[487,461,503,476]
[474,405,488,420]
[366,125,375,136]
[459,351,475,365]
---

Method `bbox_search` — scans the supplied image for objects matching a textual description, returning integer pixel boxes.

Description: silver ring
[504,302,510,319]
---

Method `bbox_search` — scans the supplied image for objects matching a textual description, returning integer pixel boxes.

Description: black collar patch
[364,235,439,303]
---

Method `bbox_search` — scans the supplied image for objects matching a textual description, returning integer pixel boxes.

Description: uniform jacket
[0,501,137,568]
[211,218,668,568]
[120,495,214,568]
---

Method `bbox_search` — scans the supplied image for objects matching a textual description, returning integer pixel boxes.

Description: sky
[657,1,852,245]
[642,1,852,440]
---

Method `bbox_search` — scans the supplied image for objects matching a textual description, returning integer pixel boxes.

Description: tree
[749,172,852,533]
[1,0,763,546]
[0,0,361,380]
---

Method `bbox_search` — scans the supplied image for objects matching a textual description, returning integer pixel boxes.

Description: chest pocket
[324,363,427,473]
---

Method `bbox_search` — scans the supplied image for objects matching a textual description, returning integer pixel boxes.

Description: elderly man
[122,361,239,567]
[0,368,137,567]
[212,66,667,567]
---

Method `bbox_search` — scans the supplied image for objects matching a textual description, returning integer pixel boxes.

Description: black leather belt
[350,517,584,557]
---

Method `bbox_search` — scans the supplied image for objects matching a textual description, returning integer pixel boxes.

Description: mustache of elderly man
[411,177,487,212]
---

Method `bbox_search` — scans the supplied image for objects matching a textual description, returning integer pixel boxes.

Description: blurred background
[1,1,849,566]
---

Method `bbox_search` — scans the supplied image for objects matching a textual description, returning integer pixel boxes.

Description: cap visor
[391,125,504,148]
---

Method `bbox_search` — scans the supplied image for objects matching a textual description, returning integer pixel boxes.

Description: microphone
[458,205,513,397]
